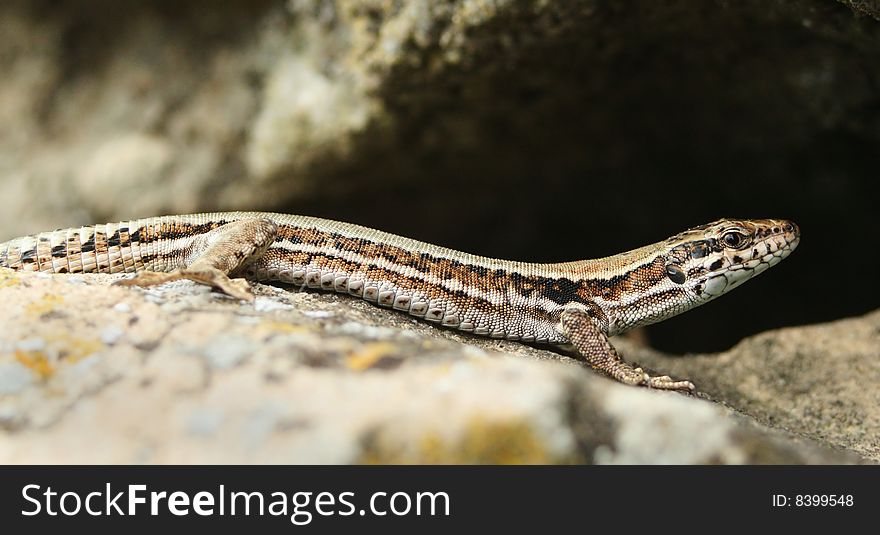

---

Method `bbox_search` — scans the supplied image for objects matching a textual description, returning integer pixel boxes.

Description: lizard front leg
[114,218,278,301]
[560,307,695,391]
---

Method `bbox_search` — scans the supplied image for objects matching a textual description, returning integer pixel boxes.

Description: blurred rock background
[1,0,878,354]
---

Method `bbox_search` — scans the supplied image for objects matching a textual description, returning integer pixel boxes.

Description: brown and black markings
[270,223,598,308]
[577,256,669,303]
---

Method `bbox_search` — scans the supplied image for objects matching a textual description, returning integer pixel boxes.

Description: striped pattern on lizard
[0,213,800,391]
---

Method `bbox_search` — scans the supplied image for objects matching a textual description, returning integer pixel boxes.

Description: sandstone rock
[0,268,868,464]
[631,310,880,461]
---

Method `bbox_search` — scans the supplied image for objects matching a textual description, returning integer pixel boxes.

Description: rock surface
[633,310,880,462]
[0,268,872,464]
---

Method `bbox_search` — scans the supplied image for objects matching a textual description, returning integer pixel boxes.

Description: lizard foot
[114,268,254,301]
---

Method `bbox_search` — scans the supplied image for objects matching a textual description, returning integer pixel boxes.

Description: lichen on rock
[0,268,871,464]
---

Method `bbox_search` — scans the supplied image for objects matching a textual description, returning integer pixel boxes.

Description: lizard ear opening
[665,263,687,284]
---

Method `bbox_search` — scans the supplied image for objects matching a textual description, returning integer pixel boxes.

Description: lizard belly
[247,245,564,344]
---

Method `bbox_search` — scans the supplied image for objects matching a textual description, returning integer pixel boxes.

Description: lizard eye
[665,263,686,284]
[722,231,746,249]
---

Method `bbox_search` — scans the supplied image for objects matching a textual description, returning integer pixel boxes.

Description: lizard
[0,213,799,391]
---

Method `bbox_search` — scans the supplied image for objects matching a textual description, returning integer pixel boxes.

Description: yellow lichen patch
[345,342,397,371]
[0,268,22,288]
[14,350,54,380]
[360,417,577,464]
[421,419,560,464]
[10,333,104,381]
[41,334,103,364]
[25,293,65,316]
[257,321,309,336]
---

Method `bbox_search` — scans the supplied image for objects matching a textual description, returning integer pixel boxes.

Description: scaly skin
[0,213,800,390]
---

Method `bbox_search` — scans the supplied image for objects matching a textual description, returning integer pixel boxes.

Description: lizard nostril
[784,223,794,233]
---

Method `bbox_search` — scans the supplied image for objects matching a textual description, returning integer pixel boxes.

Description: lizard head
[575,218,800,336]
[662,218,800,305]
